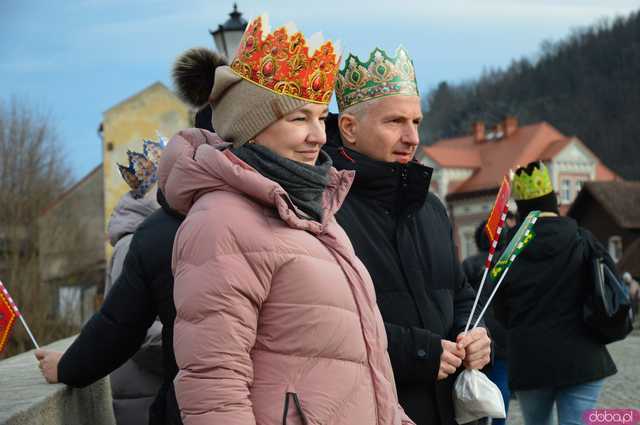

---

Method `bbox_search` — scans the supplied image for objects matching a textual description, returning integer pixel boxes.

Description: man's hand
[34,349,62,384]
[456,327,491,370]
[438,340,465,380]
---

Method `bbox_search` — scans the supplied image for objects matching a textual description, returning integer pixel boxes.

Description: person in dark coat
[103,139,164,425]
[462,220,511,425]
[325,46,491,425]
[35,186,185,425]
[34,52,225,425]
[494,161,617,425]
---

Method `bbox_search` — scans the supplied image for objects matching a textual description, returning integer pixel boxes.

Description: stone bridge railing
[0,336,114,425]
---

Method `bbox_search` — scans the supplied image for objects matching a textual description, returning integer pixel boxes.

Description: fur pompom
[172,48,227,107]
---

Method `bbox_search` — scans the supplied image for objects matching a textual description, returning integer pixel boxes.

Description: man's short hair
[338,97,382,120]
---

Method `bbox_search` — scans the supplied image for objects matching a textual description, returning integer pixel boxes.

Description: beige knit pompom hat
[172,14,340,147]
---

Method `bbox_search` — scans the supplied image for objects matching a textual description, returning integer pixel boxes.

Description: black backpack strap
[577,227,623,283]
[576,226,596,262]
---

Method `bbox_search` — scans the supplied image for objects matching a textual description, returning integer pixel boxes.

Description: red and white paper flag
[0,280,39,352]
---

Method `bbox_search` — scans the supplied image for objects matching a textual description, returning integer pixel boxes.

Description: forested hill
[420,9,640,180]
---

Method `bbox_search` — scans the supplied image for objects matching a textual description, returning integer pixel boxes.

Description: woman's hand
[34,349,62,384]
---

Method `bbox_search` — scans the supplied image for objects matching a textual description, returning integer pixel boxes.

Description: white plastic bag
[453,368,506,424]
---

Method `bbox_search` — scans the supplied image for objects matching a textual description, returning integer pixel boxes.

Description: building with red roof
[417,117,618,259]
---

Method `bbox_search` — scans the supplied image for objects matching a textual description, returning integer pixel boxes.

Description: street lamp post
[210,3,248,60]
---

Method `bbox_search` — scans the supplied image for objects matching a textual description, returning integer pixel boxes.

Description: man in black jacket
[35,189,184,425]
[324,46,491,425]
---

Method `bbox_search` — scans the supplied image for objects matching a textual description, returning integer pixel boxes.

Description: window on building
[58,286,81,324]
[608,236,623,263]
[561,179,572,203]
[576,178,587,193]
[462,230,476,260]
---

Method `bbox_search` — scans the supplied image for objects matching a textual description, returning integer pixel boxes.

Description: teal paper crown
[335,46,419,111]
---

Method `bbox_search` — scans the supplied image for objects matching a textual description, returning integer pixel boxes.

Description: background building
[38,166,105,325]
[100,82,192,259]
[568,180,640,265]
[39,83,191,323]
[35,4,249,324]
[418,117,618,259]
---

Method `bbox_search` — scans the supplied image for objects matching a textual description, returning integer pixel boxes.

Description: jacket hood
[518,216,578,260]
[107,191,159,246]
[158,128,355,234]
[156,188,184,220]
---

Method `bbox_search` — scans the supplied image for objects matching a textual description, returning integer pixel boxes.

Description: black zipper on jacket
[282,392,309,425]
[400,166,408,188]
[397,165,410,218]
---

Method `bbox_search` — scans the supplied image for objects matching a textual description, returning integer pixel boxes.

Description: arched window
[608,236,623,263]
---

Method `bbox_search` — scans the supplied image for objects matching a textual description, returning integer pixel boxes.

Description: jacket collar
[159,128,354,235]
[324,114,433,214]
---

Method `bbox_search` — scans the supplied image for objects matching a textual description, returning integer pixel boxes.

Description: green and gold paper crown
[335,46,419,111]
[511,161,554,201]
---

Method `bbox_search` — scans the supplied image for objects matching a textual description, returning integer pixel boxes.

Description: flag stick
[464,204,509,333]
[19,315,39,349]
[473,265,511,329]
[464,266,489,334]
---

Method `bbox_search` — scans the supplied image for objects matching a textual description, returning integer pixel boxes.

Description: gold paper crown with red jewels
[229,15,340,104]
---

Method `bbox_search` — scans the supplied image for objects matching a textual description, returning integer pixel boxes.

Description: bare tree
[0,97,78,358]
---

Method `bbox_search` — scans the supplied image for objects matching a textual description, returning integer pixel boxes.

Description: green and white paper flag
[471,210,541,329]
[489,210,540,282]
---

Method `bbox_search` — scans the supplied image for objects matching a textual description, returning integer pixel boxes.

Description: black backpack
[578,228,634,344]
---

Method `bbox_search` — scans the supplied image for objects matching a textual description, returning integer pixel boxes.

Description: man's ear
[338,113,358,146]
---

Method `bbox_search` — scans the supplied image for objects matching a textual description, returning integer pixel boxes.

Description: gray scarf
[232,144,332,222]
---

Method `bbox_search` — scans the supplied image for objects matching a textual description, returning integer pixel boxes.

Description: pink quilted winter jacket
[158,128,415,425]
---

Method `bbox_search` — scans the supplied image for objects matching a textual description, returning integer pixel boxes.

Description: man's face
[339,95,422,163]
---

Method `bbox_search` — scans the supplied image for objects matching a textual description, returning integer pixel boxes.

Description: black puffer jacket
[58,190,184,425]
[324,114,478,425]
[494,216,617,390]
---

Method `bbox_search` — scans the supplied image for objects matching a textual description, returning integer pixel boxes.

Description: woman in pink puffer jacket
[161,15,414,425]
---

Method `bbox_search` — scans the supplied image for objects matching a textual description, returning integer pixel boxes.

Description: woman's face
[253,103,328,166]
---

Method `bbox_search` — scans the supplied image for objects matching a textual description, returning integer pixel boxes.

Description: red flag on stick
[0,280,39,353]
[0,280,19,353]
[483,177,511,267]
[464,176,511,333]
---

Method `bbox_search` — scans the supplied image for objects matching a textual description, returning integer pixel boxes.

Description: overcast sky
[1,0,638,179]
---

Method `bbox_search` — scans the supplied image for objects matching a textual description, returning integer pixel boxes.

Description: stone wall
[0,336,114,425]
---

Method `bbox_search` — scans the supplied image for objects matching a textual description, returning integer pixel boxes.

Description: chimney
[473,121,485,143]
[504,116,518,137]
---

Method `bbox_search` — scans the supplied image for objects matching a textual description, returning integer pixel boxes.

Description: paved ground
[504,330,640,425]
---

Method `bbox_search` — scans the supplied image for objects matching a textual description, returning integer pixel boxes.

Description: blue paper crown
[117,137,166,199]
